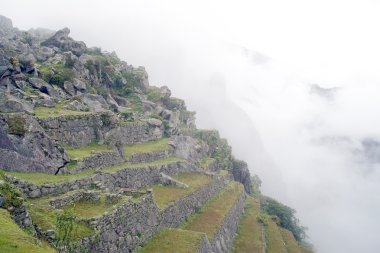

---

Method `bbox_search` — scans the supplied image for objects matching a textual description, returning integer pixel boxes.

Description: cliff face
[0,15,312,253]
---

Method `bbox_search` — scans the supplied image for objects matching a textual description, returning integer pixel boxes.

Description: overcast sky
[2,1,380,252]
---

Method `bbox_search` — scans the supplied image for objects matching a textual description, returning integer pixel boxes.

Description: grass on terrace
[65,143,113,160]
[34,103,91,119]
[152,173,213,209]
[64,195,130,219]
[3,156,182,185]
[182,181,244,239]
[280,228,302,253]
[232,197,263,253]
[124,138,170,158]
[26,198,94,240]
[265,218,287,253]
[138,228,206,253]
[0,209,57,253]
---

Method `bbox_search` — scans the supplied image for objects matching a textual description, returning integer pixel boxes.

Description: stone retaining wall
[39,114,163,147]
[72,151,124,173]
[75,174,231,253]
[6,161,196,198]
[127,148,173,164]
[72,149,173,173]
[210,188,246,253]
[49,190,100,208]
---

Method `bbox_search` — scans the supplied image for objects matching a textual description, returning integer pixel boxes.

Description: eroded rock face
[0,114,68,174]
[231,159,253,194]
[41,28,86,57]
[170,136,208,162]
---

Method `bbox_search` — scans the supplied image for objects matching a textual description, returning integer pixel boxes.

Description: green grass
[3,157,182,185]
[232,197,263,253]
[124,138,170,158]
[0,209,57,253]
[280,228,302,253]
[152,173,213,209]
[26,199,94,240]
[182,181,244,239]
[65,143,113,160]
[64,195,130,219]
[198,157,215,170]
[34,101,91,119]
[138,228,207,253]
[265,218,287,253]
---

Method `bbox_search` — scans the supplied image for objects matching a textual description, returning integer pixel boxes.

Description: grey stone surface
[0,114,68,174]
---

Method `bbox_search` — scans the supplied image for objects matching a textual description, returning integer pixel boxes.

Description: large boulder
[170,136,208,162]
[41,28,86,57]
[0,114,68,173]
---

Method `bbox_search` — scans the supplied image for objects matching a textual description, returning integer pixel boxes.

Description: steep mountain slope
[0,15,312,253]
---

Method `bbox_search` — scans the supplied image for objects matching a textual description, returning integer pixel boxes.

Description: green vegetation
[265,218,287,253]
[39,63,74,88]
[261,196,306,242]
[7,115,26,136]
[232,197,263,253]
[124,138,170,158]
[0,180,23,209]
[152,173,213,209]
[182,182,244,239]
[55,209,76,250]
[3,157,182,185]
[26,199,94,241]
[195,130,232,169]
[138,228,206,253]
[198,157,215,170]
[147,86,162,103]
[65,143,113,160]
[280,228,302,253]
[64,195,129,219]
[34,101,91,119]
[0,209,57,253]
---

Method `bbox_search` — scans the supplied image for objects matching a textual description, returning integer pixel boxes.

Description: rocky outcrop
[41,28,86,57]
[170,136,208,162]
[231,159,253,194]
[0,114,68,174]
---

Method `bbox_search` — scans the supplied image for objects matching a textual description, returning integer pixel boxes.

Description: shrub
[55,209,76,251]
[256,214,269,226]
[100,113,112,126]
[40,64,74,88]
[0,181,23,209]
[7,116,26,136]
[261,196,307,242]
[147,86,162,103]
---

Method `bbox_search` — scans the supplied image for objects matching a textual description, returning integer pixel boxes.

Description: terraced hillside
[0,15,312,253]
